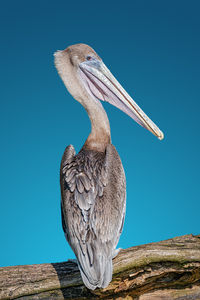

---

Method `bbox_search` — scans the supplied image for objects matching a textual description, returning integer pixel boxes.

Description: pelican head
[54,43,164,140]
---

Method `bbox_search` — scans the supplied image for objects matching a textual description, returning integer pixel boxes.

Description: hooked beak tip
[158,132,164,140]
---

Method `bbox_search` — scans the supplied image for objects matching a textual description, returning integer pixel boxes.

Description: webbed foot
[112,248,122,259]
[68,258,78,264]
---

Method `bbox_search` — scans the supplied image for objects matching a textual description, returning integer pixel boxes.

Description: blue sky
[0,0,200,267]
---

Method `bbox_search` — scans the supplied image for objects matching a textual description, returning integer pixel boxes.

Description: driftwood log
[1,234,200,299]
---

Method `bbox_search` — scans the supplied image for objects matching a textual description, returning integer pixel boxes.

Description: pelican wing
[60,144,126,290]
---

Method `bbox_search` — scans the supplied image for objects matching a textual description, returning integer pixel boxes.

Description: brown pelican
[54,44,163,290]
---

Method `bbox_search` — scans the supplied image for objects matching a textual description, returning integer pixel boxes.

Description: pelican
[54,44,163,290]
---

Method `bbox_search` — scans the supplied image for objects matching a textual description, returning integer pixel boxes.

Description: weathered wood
[1,234,200,299]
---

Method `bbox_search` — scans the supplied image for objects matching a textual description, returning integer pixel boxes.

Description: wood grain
[1,234,200,299]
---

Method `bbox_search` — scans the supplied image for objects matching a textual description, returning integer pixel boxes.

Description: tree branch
[1,234,200,299]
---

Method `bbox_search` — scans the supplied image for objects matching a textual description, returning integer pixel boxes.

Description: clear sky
[0,0,200,267]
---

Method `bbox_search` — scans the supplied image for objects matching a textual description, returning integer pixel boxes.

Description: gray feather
[60,144,126,290]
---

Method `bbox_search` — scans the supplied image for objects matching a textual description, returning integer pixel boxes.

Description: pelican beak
[79,58,164,140]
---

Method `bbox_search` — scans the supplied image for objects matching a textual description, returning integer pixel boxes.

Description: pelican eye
[86,55,93,61]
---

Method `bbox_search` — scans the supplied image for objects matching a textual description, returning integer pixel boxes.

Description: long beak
[79,59,164,140]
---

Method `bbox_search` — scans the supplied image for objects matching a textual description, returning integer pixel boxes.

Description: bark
[1,234,200,300]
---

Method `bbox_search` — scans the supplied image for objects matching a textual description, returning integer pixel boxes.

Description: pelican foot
[68,258,78,264]
[112,248,122,259]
